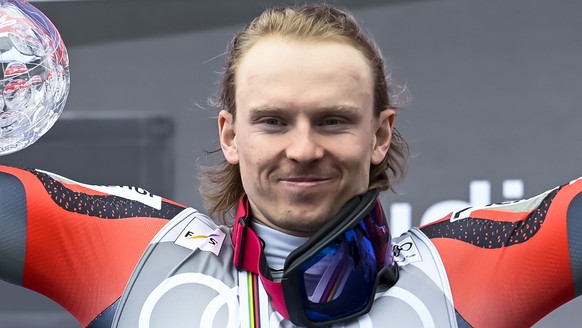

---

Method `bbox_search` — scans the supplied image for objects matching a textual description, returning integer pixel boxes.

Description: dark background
[0,0,580,326]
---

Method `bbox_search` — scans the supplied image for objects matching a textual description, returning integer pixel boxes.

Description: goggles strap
[232,198,291,320]
[258,269,289,319]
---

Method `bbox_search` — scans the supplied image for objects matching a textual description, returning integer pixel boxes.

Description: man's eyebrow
[248,106,282,114]
[317,105,361,114]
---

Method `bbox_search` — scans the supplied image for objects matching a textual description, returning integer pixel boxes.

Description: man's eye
[323,119,340,125]
[320,117,347,127]
[264,118,281,125]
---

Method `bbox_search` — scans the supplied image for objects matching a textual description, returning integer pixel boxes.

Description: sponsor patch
[175,218,226,255]
[393,236,422,265]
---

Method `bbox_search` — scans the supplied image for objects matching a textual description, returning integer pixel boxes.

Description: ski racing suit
[0,165,580,327]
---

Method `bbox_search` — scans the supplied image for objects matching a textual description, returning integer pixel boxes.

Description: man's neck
[251,221,309,271]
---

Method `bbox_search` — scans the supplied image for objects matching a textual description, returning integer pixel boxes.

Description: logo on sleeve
[175,218,226,256]
[37,169,163,209]
[393,237,422,265]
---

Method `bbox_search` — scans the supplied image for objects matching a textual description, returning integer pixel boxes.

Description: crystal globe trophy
[0,0,69,155]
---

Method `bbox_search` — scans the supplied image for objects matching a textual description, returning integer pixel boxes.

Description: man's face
[219,38,394,236]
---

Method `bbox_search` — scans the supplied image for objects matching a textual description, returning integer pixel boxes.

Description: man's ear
[218,110,239,164]
[371,108,396,165]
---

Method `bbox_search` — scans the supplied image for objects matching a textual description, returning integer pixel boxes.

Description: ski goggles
[232,189,399,327]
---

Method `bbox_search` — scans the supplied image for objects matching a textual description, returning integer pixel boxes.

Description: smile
[279,177,332,188]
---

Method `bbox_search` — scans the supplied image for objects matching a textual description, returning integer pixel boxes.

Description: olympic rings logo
[139,273,239,328]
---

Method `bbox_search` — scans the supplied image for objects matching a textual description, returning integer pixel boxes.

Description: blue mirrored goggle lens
[296,221,378,322]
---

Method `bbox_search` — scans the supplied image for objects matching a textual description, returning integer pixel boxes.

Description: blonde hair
[200,4,409,223]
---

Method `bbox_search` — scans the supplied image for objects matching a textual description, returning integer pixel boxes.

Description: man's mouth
[279,177,333,188]
[283,177,329,182]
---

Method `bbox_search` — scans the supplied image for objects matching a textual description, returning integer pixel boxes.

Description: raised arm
[0,165,186,327]
[421,177,582,327]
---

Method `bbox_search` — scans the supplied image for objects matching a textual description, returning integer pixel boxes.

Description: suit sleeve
[421,177,582,328]
[0,165,186,327]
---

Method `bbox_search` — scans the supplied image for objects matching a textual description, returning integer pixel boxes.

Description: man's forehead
[233,38,375,116]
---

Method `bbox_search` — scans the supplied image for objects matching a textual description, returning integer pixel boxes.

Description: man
[0,4,580,328]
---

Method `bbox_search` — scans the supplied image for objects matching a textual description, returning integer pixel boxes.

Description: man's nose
[285,127,324,163]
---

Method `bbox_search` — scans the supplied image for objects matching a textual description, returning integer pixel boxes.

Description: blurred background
[0,0,581,326]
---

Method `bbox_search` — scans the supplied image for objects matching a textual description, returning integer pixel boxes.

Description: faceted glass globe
[0,0,69,155]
